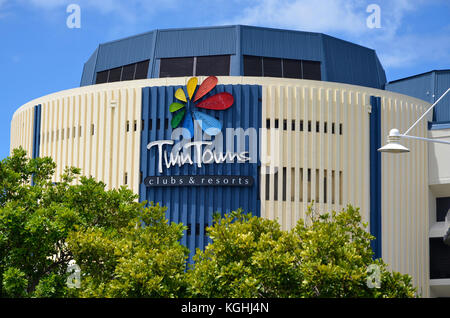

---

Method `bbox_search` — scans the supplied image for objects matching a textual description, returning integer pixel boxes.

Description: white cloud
[230,0,367,35]
[226,0,450,71]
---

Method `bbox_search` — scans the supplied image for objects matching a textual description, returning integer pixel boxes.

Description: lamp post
[378,88,450,153]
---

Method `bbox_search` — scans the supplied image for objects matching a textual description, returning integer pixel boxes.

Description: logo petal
[169,102,185,113]
[171,108,186,129]
[181,112,194,139]
[187,77,198,100]
[193,111,222,136]
[175,88,187,102]
[195,92,234,110]
[193,76,218,102]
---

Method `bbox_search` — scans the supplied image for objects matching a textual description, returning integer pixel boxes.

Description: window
[243,55,262,76]
[159,57,194,77]
[121,63,136,81]
[187,224,191,236]
[135,60,150,79]
[186,224,202,236]
[243,55,321,80]
[196,55,230,76]
[302,60,321,80]
[264,167,342,203]
[96,70,108,84]
[108,67,121,82]
[95,59,150,84]
[430,237,450,279]
[283,59,302,79]
[159,55,231,78]
[263,57,282,78]
[436,197,450,222]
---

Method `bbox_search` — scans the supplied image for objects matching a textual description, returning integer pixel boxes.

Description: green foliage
[1,148,416,298]
[2,267,28,297]
[67,203,189,297]
[0,148,188,298]
[187,206,416,298]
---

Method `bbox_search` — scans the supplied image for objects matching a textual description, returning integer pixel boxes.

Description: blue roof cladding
[155,26,236,58]
[322,35,385,89]
[386,70,450,123]
[96,31,154,71]
[80,48,98,86]
[80,25,386,89]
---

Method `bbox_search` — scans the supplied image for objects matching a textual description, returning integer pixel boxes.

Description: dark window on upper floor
[121,63,136,81]
[263,57,282,78]
[283,59,302,79]
[135,60,150,79]
[95,59,150,84]
[437,197,450,222]
[302,60,321,80]
[430,237,450,279]
[243,55,263,77]
[196,55,230,76]
[160,57,194,77]
[108,67,122,82]
[95,70,108,84]
[159,55,231,78]
[243,55,321,81]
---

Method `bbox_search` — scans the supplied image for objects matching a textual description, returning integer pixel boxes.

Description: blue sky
[1,0,449,159]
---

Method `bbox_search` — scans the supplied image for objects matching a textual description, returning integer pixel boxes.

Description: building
[386,70,450,297]
[10,25,448,297]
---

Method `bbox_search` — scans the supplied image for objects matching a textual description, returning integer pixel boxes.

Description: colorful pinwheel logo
[169,76,234,137]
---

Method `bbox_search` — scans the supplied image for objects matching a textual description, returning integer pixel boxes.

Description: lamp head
[378,128,410,153]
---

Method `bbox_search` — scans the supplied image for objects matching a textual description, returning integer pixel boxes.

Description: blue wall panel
[435,71,450,122]
[370,96,382,259]
[385,73,434,104]
[386,70,450,123]
[140,84,262,260]
[32,104,42,159]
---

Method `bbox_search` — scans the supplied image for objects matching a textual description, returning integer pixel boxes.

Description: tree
[67,202,188,297]
[1,148,416,298]
[0,148,188,297]
[187,206,416,298]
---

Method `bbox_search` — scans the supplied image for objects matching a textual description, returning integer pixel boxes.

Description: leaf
[171,109,186,129]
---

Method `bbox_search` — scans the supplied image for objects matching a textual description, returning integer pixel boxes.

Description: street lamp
[378,88,450,153]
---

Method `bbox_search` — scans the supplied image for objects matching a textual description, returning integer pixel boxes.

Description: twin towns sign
[145,76,255,188]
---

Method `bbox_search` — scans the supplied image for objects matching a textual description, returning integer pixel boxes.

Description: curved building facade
[10,26,440,296]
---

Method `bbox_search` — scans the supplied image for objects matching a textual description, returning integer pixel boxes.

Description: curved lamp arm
[379,88,450,153]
